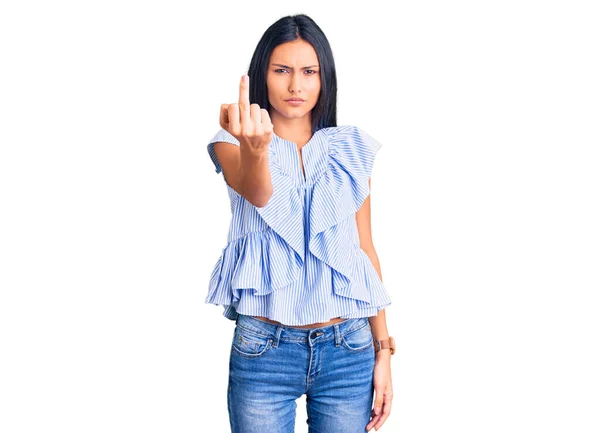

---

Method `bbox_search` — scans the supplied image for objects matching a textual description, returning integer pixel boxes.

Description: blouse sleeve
[342,125,383,179]
[207,128,240,174]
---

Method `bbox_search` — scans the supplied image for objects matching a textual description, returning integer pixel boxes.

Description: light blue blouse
[205,124,392,326]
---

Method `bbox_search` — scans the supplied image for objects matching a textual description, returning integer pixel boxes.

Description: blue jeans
[227,314,376,433]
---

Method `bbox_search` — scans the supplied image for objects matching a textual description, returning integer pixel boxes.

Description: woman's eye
[274,69,317,74]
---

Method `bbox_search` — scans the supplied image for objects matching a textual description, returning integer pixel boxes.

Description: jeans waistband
[235,314,370,348]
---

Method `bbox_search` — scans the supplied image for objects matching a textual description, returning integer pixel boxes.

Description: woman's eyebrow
[271,63,320,69]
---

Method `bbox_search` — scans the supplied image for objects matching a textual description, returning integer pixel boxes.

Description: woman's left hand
[366,351,393,431]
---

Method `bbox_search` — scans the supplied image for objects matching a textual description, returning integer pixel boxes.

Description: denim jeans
[227,313,376,433]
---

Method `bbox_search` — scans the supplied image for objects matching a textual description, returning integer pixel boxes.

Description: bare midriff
[251,315,347,329]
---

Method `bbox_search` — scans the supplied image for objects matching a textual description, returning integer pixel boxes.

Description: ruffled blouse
[204,125,392,326]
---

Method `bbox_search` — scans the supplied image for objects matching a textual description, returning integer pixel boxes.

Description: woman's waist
[250,315,347,329]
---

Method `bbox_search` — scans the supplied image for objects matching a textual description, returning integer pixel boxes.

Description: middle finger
[238,74,251,125]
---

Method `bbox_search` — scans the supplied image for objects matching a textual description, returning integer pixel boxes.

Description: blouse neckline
[273,128,324,150]
[273,129,325,183]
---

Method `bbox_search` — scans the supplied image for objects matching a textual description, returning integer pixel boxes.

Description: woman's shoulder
[322,124,382,153]
[208,128,240,146]
[206,128,241,174]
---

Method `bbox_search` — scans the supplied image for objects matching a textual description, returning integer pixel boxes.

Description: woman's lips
[286,99,305,106]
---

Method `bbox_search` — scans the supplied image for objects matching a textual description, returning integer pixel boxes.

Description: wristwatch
[373,336,395,355]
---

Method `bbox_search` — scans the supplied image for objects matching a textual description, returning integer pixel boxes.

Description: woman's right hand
[219,74,274,154]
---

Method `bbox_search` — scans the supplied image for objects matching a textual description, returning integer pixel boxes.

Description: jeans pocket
[231,325,273,358]
[341,323,374,352]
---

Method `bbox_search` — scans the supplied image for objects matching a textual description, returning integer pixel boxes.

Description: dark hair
[247,14,337,133]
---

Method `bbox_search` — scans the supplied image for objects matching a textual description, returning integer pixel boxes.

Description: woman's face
[266,39,321,123]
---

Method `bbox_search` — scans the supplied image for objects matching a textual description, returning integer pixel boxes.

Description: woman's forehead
[270,40,319,64]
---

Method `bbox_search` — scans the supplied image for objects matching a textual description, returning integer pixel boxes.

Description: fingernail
[242,74,247,82]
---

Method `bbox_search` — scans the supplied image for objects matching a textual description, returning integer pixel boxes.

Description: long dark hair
[247,14,338,133]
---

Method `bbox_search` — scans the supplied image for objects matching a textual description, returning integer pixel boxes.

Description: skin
[220,75,274,207]
[265,38,321,165]
[216,38,393,431]
[359,180,394,431]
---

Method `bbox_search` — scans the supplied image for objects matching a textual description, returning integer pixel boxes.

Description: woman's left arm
[356,178,391,343]
[356,177,393,431]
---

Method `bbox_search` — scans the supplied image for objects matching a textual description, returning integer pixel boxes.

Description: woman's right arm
[212,141,272,207]
[212,74,274,208]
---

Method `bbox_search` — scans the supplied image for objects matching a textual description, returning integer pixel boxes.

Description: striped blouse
[205,124,392,326]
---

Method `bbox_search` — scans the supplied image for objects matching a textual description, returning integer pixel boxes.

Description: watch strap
[373,337,395,355]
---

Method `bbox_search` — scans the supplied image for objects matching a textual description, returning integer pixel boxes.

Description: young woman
[205,14,394,432]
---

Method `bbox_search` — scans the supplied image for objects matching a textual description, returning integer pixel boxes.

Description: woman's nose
[289,73,302,93]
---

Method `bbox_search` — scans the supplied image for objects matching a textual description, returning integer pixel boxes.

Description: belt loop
[334,323,341,347]
[272,324,283,348]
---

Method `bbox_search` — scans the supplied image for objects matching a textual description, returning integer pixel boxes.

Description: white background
[1,0,599,432]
